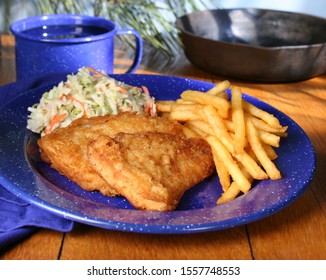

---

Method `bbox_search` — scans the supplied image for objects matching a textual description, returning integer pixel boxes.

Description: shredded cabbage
[27,67,156,136]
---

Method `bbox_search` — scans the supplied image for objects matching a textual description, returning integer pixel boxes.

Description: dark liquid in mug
[22,24,110,39]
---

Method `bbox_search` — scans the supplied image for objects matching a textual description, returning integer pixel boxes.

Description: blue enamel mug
[10,14,143,80]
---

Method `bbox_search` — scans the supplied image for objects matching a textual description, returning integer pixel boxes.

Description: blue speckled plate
[0,74,316,233]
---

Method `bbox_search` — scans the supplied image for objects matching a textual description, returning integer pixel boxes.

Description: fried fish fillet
[87,132,214,211]
[37,113,184,196]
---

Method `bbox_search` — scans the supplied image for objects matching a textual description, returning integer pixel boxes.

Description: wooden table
[1,34,326,260]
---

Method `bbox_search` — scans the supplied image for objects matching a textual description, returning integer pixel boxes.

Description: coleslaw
[27,67,156,136]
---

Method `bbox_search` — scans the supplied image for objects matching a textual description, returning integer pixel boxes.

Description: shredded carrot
[61,94,87,115]
[118,87,128,94]
[141,86,150,96]
[45,113,67,135]
[141,86,156,116]
[87,66,108,78]
[144,98,156,116]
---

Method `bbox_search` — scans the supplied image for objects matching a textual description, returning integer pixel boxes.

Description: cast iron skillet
[176,8,326,82]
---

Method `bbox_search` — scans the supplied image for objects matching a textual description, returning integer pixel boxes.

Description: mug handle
[116,28,143,74]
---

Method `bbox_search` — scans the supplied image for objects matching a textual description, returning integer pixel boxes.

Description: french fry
[206,80,230,96]
[258,130,280,147]
[187,120,213,136]
[181,90,230,118]
[169,109,201,122]
[245,116,281,180]
[263,144,278,160]
[212,148,230,191]
[184,123,208,138]
[216,181,241,204]
[243,100,282,129]
[176,99,195,104]
[156,100,175,112]
[171,103,203,112]
[201,105,234,154]
[217,167,252,204]
[205,135,252,193]
[231,87,246,155]
[251,116,288,136]
[181,125,201,138]
[223,119,234,133]
[235,151,268,180]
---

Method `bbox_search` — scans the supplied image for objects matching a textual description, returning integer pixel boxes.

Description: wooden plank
[60,224,252,260]
[1,229,64,260]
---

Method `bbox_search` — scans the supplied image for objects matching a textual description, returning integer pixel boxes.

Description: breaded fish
[37,113,185,196]
[87,132,214,211]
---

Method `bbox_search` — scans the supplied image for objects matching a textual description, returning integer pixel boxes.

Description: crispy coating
[87,132,214,211]
[37,113,184,196]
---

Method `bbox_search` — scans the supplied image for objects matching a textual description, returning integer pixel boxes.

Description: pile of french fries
[156,80,288,204]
